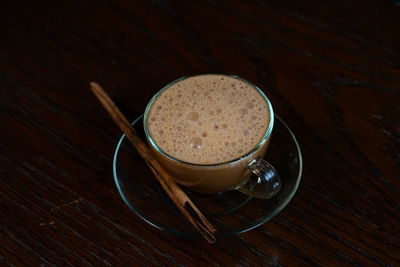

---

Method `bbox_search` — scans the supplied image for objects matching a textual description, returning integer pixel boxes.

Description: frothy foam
[147,74,270,164]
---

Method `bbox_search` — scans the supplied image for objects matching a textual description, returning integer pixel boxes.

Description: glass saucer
[113,115,302,238]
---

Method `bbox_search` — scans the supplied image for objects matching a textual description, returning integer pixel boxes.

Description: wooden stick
[90,82,217,243]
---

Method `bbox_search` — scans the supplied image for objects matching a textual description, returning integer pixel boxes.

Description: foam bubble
[246,102,254,109]
[186,112,199,122]
[189,137,202,149]
[239,108,248,115]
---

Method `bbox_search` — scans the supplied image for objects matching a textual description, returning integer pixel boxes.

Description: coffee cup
[144,74,280,199]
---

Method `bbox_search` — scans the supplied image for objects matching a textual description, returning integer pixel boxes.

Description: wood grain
[1,0,399,265]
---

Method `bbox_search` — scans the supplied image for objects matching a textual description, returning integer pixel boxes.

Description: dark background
[1,0,399,265]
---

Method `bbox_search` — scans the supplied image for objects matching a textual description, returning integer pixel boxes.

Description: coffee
[147,74,270,165]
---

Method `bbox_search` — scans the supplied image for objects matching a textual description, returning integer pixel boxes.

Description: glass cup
[143,74,281,199]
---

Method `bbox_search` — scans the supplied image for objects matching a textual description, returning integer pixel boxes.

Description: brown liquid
[145,74,272,194]
[147,74,270,164]
[149,138,270,194]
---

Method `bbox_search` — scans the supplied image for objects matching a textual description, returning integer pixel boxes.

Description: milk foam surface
[147,74,270,164]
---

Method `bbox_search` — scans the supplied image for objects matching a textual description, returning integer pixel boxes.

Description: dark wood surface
[1,0,399,265]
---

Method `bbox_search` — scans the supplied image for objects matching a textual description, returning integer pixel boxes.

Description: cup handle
[237,157,281,199]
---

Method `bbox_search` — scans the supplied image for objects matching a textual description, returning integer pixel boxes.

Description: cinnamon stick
[90,82,217,243]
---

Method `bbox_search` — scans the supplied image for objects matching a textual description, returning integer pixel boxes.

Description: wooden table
[1,0,399,265]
